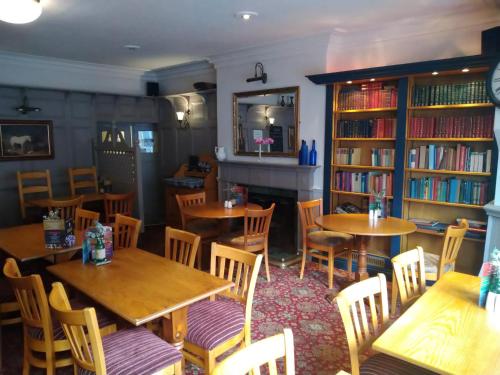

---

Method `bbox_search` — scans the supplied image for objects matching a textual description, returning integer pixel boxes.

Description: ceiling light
[347,81,353,84]
[124,44,141,51]
[0,0,42,24]
[462,68,470,73]
[370,78,375,82]
[432,71,439,76]
[235,11,258,21]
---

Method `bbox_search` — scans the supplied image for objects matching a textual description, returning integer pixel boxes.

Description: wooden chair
[183,243,263,373]
[104,191,135,224]
[176,192,219,268]
[68,166,98,196]
[219,204,275,282]
[74,207,100,233]
[212,328,295,375]
[17,169,53,219]
[3,258,116,375]
[114,213,141,249]
[391,246,426,312]
[298,199,354,289]
[336,274,434,375]
[48,282,182,375]
[0,278,21,326]
[47,195,83,221]
[425,218,469,281]
[165,226,201,268]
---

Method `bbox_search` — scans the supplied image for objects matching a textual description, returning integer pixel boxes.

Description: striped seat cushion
[361,353,438,374]
[424,252,453,274]
[307,230,353,247]
[79,327,182,375]
[219,231,265,247]
[186,299,245,350]
[29,298,115,341]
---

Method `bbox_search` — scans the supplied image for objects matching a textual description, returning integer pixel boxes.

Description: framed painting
[0,120,54,161]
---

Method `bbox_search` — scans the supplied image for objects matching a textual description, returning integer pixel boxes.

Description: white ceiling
[0,0,498,70]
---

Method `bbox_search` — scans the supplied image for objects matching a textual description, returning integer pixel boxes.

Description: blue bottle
[309,140,317,166]
[299,140,308,165]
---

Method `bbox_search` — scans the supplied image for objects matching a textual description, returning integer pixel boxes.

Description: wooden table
[182,201,262,219]
[373,272,500,375]
[315,214,416,281]
[27,192,105,207]
[47,247,234,351]
[0,223,82,262]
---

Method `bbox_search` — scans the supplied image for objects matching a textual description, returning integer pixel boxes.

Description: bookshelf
[403,68,495,274]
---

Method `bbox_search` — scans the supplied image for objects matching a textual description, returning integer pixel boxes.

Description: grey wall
[0,86,159,227]
[159,91,217,177]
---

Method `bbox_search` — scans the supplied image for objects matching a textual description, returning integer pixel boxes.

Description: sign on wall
[0,120,54,161]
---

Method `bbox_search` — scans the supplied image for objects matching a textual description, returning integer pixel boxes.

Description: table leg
[162,307,188,351]
[355,236,369,281]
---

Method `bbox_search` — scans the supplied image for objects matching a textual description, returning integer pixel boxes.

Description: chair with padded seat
[336,273,436,375]
[68,166,98,196]
[391,246,426,312]
[114,214,141,249]
[165,226,200,268]
[47,195,84,221]
[3,258,116,375]
[17,169,53,220]
[425,218,468,281]
[49,282,182,375]
[104,191,135,224]
[176,192,219,268]
[212,328,295,375]
[183,243,263,373]
[298,199,353,289]
[219,203,275,282]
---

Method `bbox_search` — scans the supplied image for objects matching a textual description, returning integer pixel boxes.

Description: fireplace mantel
[218,161,321,201]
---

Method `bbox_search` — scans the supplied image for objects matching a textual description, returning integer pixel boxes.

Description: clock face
[487,59,500,106]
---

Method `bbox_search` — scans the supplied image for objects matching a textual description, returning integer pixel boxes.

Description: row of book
[407,177,489,205]
[337,118,396,138]
[337,82,398,110]
[408,115,493,138]
[409,218,486,240]
[412,80,489,106]
[335,171,393,196]
[408,145,492,173]
[336,148,395,167]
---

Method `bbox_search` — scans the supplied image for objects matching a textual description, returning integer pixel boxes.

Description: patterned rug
[1,263,371,375]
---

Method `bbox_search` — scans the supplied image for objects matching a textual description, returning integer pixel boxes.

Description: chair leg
[347,248,353,278]
[204,350,216,374]
[299,247,307,280]
[174,361,182,375]
[264,244,271,282]
[328,250,334,289]
[391,270,398,316]
[22,332,30,375]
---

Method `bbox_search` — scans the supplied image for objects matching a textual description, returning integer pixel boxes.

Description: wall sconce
[176,107,190,129]
[166,95,191,129]
[268,117,275,125]
[246,62,267,84]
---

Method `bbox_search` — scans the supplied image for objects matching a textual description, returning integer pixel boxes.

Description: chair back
[175,192,206,229]
[17,169,53,219]
[438,219,469,278]
[104,192,135,224]
[68,167,98,196]
[47,195,84,221]
[3,258,53,342]
[297,199,322,241]
[212,328,295,375]
[335,274,389,375]
[391,247,426,310]
[75,207,100,232]
[165,227,200,268]
[114,214,141,249]
[242,204,275,249]
[211,243,262,342]
[49,282,105,374]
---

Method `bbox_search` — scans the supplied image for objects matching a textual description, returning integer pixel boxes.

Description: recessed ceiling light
[124,44,141,51]
[333,27,348,33]
[347,81,353,84]
[370,78,375,82]
[235,11,258,21]
[0,0,42,24]
[462,68,470,73]
[432,71,439,76]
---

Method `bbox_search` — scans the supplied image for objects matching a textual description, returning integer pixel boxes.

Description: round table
[182,201,262,219]
[315,214,416,281]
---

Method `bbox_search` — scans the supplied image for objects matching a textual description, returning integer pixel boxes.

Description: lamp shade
[176,111,185,121]
[269,117,275,125]
[0,0,42,24]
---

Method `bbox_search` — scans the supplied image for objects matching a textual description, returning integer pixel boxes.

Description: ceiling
[0,0,498,70]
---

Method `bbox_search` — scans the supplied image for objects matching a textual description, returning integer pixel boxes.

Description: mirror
[233,86,299,157]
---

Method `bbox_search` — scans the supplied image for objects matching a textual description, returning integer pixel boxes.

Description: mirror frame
[232,86,300,157]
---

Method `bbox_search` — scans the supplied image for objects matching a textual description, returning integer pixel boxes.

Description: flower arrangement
[255,137,274,145]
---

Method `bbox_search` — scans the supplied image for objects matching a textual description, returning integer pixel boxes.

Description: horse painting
[9,135,32,153]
